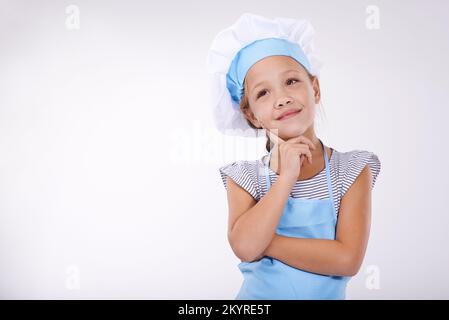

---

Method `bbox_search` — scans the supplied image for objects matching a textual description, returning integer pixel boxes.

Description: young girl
[207,13,381,300]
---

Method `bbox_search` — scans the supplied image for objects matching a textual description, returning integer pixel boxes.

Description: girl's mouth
[278,109,302,121]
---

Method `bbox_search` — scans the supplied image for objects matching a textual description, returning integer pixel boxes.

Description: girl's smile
[277,108,303,121]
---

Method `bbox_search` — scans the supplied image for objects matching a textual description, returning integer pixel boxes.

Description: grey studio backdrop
[0,0,448,299]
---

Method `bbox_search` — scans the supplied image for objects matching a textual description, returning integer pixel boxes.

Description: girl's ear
[311,76,321,104]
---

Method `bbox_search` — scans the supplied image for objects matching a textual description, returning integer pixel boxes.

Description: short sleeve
[219,161,259,200]
[341,150,381,197]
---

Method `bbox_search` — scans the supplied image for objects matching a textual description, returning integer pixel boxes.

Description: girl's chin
[276,125,307,138]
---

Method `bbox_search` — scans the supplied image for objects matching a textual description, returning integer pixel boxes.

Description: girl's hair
[240,70,323,153]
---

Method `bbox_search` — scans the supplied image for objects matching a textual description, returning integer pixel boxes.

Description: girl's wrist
[278,173,297,188]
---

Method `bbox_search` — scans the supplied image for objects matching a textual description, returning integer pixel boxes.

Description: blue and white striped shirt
[219,148,381,216]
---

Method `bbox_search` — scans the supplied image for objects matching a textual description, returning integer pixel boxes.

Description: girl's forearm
[263,235,357,277]
[230,175,295,262]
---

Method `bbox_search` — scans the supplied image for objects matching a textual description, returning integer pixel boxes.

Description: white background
[1,0,448,299]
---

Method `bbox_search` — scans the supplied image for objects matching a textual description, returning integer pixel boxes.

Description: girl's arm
[262,165,373,277]
[227,174,296,262]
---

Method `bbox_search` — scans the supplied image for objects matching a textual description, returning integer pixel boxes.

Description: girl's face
[243,55,321,140]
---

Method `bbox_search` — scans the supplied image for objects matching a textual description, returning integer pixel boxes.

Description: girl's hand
[267,131,316,183]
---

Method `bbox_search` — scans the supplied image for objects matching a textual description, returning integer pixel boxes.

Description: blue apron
[235,139,351,300]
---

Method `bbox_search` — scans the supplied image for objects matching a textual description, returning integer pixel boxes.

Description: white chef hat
[206,13,323,137]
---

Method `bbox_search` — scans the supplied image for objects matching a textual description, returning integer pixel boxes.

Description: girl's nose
[276,96,293,108]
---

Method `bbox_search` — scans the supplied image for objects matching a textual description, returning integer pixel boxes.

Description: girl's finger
[267,130,317,154]
[289,145,313,164]
[301,153,311,165]
[285,135,316,151]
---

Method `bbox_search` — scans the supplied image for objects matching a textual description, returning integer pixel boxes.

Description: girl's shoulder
[332,148,381,196]
[218,159,264,201]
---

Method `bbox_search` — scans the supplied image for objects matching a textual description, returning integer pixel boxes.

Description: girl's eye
[256,90,267,99]
[255,78,299,100]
